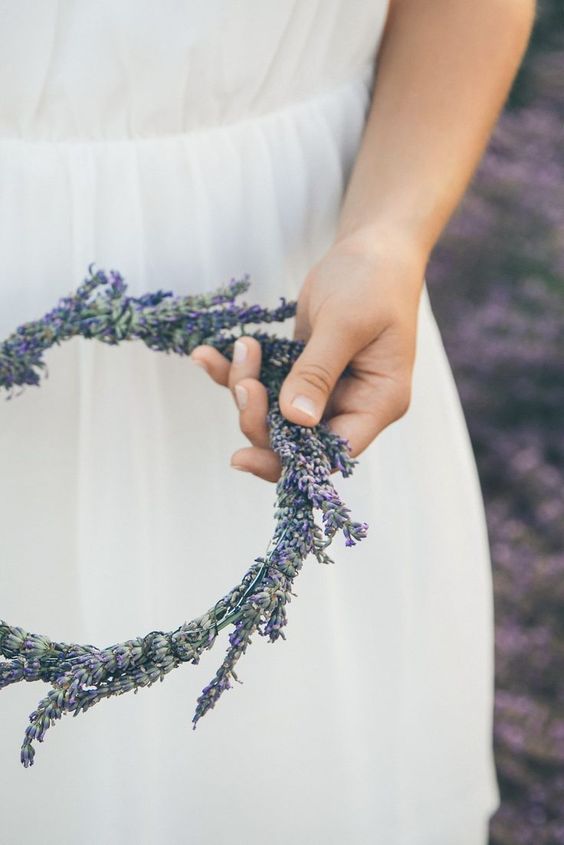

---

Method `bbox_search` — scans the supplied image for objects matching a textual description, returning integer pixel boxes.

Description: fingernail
[291,394,317,419]
[192,358,208,373]
[233,339,247,365]
[231,463,250,472]
[234,384,248,410]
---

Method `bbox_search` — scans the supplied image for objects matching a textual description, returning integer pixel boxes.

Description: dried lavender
[0,265,368,768]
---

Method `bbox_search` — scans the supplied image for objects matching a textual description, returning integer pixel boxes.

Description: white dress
[0,2,500,843]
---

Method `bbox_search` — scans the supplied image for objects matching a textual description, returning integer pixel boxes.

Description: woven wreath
[0,264,368,768]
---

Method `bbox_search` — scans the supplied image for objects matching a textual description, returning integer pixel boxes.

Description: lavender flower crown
[0,265,368,768]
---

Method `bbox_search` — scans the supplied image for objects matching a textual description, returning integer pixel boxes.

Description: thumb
[279,309,358,426]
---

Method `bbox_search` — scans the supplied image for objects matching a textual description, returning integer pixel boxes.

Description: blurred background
[426,2,564,842]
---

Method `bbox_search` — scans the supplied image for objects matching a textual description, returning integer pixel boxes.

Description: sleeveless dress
[0,2,500,843]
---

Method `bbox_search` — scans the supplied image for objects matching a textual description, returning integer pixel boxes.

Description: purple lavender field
[426,4,564,842]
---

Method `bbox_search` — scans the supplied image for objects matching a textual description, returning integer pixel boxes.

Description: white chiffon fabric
[0,2,500,843]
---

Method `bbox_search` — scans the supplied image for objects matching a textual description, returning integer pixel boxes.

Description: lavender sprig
[0,265,368,768]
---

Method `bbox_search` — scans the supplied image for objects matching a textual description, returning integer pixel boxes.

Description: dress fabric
[0,2,500,843]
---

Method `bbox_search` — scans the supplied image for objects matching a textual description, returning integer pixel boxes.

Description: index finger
[190,345,230,385]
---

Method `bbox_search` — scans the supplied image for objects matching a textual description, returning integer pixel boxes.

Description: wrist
[330,223,430,283]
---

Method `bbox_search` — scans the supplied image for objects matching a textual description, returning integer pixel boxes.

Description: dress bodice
[1,0,389,142]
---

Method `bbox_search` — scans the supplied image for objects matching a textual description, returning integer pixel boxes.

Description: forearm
[335,0,536,261]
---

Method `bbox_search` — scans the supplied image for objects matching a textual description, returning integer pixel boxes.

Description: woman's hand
[190,231,427,483]
[190,0,535,484]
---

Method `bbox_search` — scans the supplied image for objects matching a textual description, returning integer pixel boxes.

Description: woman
[0,1,534,843]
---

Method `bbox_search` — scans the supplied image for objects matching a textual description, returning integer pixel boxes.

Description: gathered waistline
[0,71,374,148]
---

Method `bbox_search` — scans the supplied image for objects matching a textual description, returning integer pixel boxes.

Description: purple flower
[0,264,368,767]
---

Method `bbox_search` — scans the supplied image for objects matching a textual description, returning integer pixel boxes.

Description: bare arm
[336,0,536,257]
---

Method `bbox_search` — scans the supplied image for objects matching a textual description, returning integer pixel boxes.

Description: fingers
[227,336,262,395]
[278,307,363,427]
[233,377,271,450]
[225,338,272,452]
[230,446,282,483]
[191,336,263,397]
[190,345,230,385]
[192,338,275,477]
